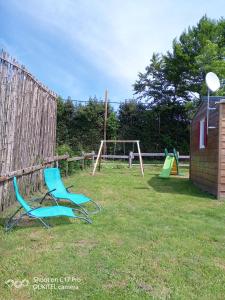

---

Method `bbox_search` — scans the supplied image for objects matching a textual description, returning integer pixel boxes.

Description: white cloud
[5,0,225,98]
[7,1,178,83]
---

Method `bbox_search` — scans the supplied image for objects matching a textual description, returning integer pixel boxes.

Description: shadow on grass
[0,216,78,232]
[147,175,215,200]
[0,198,92,232]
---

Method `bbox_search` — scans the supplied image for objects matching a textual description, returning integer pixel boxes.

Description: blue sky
[0,0,224,102]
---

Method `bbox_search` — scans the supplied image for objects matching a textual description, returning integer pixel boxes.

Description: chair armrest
[48,188,57,194]
[39,189,56,204]
[66,185,73,192]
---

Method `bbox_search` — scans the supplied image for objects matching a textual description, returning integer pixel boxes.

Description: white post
[129,151,133,168]
[92,141,104,175]
[207,88,210,134]
[137,141,144,177]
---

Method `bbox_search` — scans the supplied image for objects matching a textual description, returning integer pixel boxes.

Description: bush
[56,144,80,176]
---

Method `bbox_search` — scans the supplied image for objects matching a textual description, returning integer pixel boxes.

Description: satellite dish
[206,72,220,92]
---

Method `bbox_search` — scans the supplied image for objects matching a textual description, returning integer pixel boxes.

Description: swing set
[92,140,144,176]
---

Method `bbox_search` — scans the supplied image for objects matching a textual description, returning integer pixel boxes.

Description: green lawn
[0,166,225,300]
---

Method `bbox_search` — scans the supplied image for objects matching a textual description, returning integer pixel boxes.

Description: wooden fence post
[129,151,133,168]
[55,154,59,168]
[65,153,69,177]
[92,141,104,175]
[81,151,85,170]
[91,151,95,167]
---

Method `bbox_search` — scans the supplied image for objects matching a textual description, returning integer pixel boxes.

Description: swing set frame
[92,140,144,177]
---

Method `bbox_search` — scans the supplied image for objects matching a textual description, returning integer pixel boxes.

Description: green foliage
[118,100,154,152]
[166,16,225,96]
[57,97,76,147]
[56,144,77,175]
[117,100,190,153]
[133,16,225,153]
[57,97,119,153]
[57,144,74,157]
[107,112,119,140]
[134,16,225,103]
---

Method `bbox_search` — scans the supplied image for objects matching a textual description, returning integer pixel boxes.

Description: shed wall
[217,103,225,198]
[190,101,219,197]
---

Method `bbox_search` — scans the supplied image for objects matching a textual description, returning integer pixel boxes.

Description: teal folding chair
[43,168,101,215]
[5,177,92,232]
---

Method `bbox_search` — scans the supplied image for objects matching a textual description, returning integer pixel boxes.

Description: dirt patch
[214,258,225,271]
[138,282,153,292]
[73,239,99,256]
[103,280,127,289]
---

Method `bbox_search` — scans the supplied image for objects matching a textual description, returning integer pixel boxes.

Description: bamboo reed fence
[0,50,57,211]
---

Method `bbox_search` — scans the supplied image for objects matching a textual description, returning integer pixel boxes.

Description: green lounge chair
[43,168,101,215]
[5,177,92,231]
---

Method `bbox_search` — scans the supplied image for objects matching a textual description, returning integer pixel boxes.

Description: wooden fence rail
[93,152,190,168]
[0,155,69,182]
[132,153,190,159]
[93,153,190,160]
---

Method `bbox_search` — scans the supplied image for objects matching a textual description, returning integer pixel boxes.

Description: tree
[133,16,225,153]
[117,99,190,153]
[134,16,225,103]
[164,16,225,97]
[56,96,75,147]
[56,97,119,153]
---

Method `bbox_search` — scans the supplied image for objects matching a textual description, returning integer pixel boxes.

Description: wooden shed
[190,96,225,199]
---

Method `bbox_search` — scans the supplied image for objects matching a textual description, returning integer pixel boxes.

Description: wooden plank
[68,156,84,162]
[133,153,190,159]
[0,154,70,182]
[102,140,139,143]
[137,141,144,177]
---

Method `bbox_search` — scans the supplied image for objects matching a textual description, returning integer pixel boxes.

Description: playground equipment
[159,148,180,178]
[92,140,144,177]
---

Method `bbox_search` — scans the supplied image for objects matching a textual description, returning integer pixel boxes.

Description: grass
[0,165,225,299]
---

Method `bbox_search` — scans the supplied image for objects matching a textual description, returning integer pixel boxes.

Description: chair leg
[5,218,20,232]
[75,216,92,224]
[5,206,23,230]
[38,218,52,229]
[74,200,101,216]
[88,199,102,215]
[5,212,27,232]
[74,203,89,216]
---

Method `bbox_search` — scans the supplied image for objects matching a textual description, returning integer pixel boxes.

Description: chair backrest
[13,177,31,212]
[44,168,67,195]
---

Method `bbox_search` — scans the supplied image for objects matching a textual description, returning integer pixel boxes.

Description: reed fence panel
[0,50,57,211]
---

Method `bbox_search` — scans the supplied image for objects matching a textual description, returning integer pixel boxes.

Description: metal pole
[207,88,210,135]
[103,89,108,155]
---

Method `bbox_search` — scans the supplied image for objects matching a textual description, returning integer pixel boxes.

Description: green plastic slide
[159,156,175,178]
